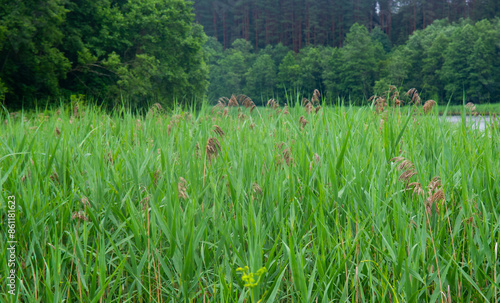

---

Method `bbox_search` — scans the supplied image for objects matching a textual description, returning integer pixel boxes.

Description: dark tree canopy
[206,19,500,104]
[0,0,208,107]
[193,0,500,50]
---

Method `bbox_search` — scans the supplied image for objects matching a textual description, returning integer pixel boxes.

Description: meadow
[0,94,499,302]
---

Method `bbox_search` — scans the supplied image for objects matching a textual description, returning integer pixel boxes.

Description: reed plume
[71,211,88,222]
[283,105,290,115]
[195,143,200,159]
[282,148,292,165]
[311,89,321,105]
[405,88,421,105]
[406,182,425,197]
[205,137,221,163]
[228,95,239,107]
[465,102,478,116]
[391,157,417,184]
[266,99,278,109]
[147,103,164,118]
[81,197,90,212]
[252,182,263,195]
[178,177,188,200]
[299,116,309,128]
[239,95,254,109]
[374,97,387,113]
[305,103,314,113]
[213,125,225,138]
[423,100,437,114]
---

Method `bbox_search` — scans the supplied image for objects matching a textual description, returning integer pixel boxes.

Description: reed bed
[0,98,499,302]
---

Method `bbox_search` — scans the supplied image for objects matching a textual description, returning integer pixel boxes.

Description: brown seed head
[430,189,445,203]
[228,95,239,107]
[399,169,417,182]
[283,105,290,115]
[213,125,225,138]
[267,99,278,109]
[423,100,436,114]
[282,148,292,166]
[311,89,321,105]
[305,103,314,113]
[178,177,188,200]
[195,143,200,159]
[81,197,90,211]
[397,160,414,171]
[299,116,309,128]
[406,182,425,197]
[206,137,221,163]
[71,211,88,222]
[253,182,263,195]
[239,95,254,109]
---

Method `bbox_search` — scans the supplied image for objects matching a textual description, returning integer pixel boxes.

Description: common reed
[299,116,308,128]
[3,99,498,303]
[423,100,437,114]
[252,182,263,195]
[213,125,225,138]
[178,177,188,200]
[311,89,320,105]
[405,88,421,105]
[205,137,221,163]
[266,99,278,109]
[228,95,239,107]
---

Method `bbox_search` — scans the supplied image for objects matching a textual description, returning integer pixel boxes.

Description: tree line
[206,18,500,105]
[193,0,499,50]
[1,1,500,108]
[0,0,208,108]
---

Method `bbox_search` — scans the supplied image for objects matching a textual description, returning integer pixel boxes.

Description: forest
[2,1,500,302]
[1,0,500,107]
[205,19,500,104]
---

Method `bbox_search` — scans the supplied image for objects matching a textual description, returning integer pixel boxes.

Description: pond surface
[441,115,493,131]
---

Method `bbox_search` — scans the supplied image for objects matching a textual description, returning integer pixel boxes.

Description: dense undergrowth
[0,96,499,302]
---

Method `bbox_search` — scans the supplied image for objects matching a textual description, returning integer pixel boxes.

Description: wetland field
[1,97,499,302]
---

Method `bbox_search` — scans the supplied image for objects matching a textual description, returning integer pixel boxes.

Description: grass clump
[0,97,499,302]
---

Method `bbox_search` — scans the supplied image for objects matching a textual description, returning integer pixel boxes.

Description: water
[441,115,492,131]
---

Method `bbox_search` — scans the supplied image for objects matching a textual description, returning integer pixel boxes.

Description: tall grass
[0,99,499,302]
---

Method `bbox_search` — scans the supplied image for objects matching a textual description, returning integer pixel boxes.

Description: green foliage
[206,19,500,104]
[1,102,499,301]
[340,23,383,101]
[0,0,208,107]
[0,0,71,103]
[245,54,276,100]
[278,51,300,91]
[378,18,500,104]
